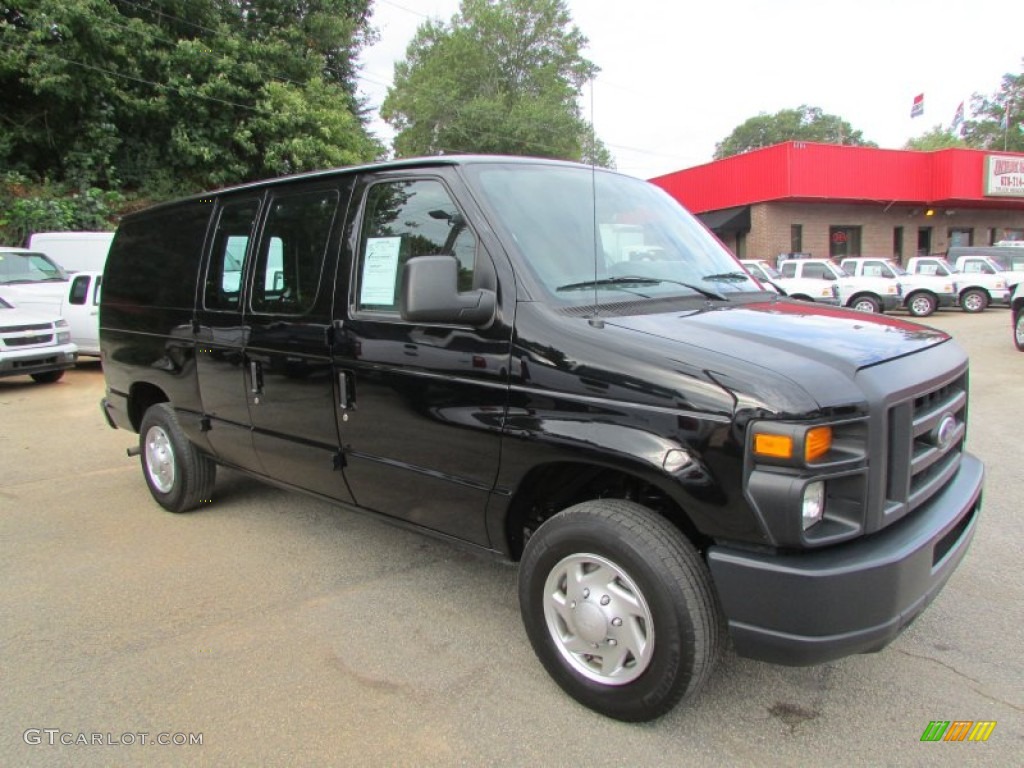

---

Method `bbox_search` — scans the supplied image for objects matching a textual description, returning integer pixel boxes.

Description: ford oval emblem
[935,414,957,450]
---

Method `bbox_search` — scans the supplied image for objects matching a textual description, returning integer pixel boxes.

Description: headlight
[55,318,69,328]
[57,331,71,343]
[802,481,825,529]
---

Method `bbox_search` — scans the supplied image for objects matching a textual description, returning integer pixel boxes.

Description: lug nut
[612,618,622,627]
[608,639,617,646]
[600,595,610,606]
[583,588,590,598]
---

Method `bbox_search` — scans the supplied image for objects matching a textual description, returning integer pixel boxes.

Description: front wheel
[1015,309,1024,351]
[849,294,881,313]
[906,292,937,318]
[30,370,64,384]
[518,500,722,722]
[139,403,216,512]
[960,288,988,313]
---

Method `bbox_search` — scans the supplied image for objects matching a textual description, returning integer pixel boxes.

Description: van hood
[606,300,948,376]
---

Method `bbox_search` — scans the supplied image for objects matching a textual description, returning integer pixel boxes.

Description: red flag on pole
[911,93,924,118]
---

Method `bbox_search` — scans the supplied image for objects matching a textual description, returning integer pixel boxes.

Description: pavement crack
[897,649,1024,712]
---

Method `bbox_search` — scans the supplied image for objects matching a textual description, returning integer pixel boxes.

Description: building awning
[697,205,750,233]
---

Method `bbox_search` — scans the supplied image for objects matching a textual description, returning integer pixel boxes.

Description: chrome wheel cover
[910,295,933,316]
[542,553,655,685]
[1016,314,1024,348]
[963,293,984,312]
[853,299,877,313]
[144,425,176,494]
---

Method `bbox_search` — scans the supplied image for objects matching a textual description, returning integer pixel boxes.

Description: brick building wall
[746,202,1024,265]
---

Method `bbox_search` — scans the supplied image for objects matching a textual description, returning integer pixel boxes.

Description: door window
[355,180,476,314]
[251,190,338,314]
[205,199,261,311]
[69,275,91,305]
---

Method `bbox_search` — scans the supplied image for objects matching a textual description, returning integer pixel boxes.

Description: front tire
[30,370,64,384]
[1015,309,1024,351]
[960,288,988,313]
[906,292,937,318]
[139,403,216,512]
[849,294,881,313]
[518,500,722,722]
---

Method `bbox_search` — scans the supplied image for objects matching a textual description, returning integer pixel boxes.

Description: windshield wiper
[703,271,751,282]
[556,275,726,301]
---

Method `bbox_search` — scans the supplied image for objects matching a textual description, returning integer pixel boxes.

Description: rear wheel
[849,294,881,313]
[30,370,64,384]
[906,292,937,318]
[1015,309,1024,351]
[960,288,988,313]
[519,499,722,722]
[139,403,216,512]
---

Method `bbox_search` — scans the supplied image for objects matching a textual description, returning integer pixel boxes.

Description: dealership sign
[984,154,1024,197]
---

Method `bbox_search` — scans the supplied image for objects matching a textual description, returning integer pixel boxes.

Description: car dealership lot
[1,310,1021,767]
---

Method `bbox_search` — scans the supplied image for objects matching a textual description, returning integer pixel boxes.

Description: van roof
[123,154,601,220]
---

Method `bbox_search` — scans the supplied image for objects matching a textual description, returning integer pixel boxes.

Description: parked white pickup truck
[777,257,902,313]
[0,296,78,382]
[839,257,957,317]
[952,254,1019,306]
[740,259,839,304]
[0,248,101,355]
[905,255,1009,313]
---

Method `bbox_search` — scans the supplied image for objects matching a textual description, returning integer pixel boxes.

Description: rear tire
[1015,309,1024,351]
[906,292,937,317]
[519,499,722,722]
[30,370,64,384]
[960,288,988,313]
[139,403,216,513]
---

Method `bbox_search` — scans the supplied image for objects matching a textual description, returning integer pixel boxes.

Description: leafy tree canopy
[962,59,1024,152]
[905,124,967,151]
[0,0,382,198]
[714,105,875,160]
[381,0,612,166]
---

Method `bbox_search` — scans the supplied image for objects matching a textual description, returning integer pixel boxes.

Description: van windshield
[0,251,68,284]
[466,163,760,305]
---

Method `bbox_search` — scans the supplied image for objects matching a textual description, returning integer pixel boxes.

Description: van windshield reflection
[467,163,760,306]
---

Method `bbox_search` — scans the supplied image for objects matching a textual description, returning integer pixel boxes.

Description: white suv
[0,297,78,383]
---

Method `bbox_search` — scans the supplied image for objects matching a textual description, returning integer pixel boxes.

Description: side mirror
[400,255,496,326]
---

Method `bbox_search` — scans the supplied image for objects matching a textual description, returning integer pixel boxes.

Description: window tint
[69,275,90,305]
[356,180,475,313]
[205,199,260,311]
[780,262,796,278]
[251,190,338,314]
[803,263,826,280]
[104,202,212,307]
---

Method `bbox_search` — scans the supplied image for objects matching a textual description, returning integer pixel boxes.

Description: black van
[101,156,983,721]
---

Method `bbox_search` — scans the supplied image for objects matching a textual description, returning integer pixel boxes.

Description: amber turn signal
[753,433,793,459]
[805,426,833,462]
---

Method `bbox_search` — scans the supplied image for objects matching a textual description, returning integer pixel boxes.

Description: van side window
[251,190,338,314]
[69,275,91,305]
[356,180,476,313]
[104,203,211,308]
[205,200,260,311]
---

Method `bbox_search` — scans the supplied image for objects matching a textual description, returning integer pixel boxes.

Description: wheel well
[503,461,707,561]
[906,289,935,299]
[127,382,169,432]
[847,292,879,306]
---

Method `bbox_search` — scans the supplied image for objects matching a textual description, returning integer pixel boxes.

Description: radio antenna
[588,77,602,327]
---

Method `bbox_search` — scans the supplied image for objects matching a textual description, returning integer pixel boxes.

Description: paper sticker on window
[360,236,402,305]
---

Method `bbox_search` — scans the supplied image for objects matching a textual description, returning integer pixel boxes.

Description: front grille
[885,373,967,522]
[0,323,50,333]
[3,333,53,347]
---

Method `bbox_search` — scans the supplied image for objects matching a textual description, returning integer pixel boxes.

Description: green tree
[905,124,966,151]
[713,105,875,160]
[381,0,612,166]
[0,0,381,197]
[963,59,1024,152]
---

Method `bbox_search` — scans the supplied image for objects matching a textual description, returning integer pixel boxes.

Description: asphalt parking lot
[1,308,1021,767]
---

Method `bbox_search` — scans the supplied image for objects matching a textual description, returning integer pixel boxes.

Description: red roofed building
[650,142,1024,263]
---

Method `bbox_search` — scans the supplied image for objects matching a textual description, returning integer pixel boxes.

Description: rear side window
[204,199,261,311]
[251,189,338,314]
[104,202,212,307]
[355,179,476,313]
[69,275,91,305]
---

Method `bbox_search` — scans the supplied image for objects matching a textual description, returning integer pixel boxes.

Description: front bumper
[0,343,78,378]
[707,452,983,666]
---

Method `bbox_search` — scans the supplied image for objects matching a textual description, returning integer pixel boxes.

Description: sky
[356,0,1022,179]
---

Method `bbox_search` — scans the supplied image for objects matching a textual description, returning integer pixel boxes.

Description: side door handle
[249,360,263,394]
[338,371,356,410]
